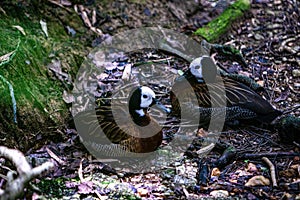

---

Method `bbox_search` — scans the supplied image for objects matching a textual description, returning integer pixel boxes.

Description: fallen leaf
[177,69,184,76]
[279,168,297,178]
[122,63,132,81]
[256,80,264,87]
[274,88,289,102]
[81,11,92,28]
[12,25,26,35]
[211,167,221,177]
[245,175,270,187]
[47,59,71,84]
[78,181,94,194]
[97,73,109,80]
[197,128,209,137]
[0,51,15,62]
[40,20,48,38]
[63,90,74,104]
[66,26,76,37]
[246,163,258,173]
[60,0,72,6]
[137,188,149,197]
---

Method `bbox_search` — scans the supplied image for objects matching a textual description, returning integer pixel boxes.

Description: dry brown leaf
[245,175,270,187]
[279,168,297,178]
[137,188,149,197]
[197,128,209,137]
[211,167,221,177]
[46,147,66,165]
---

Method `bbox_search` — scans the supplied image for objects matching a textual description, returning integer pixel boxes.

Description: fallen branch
[262,157,278,187]
[239,152,300,160]
[0,146,54,199]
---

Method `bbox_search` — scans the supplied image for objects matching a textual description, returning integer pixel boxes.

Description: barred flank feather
[171,56,282,125]
[75,86,165,157]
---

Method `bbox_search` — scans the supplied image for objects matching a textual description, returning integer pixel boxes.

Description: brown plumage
[171,56,282,124]
[74,86,170,157]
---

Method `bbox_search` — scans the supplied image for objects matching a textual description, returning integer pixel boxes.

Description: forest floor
[1,0,299,199]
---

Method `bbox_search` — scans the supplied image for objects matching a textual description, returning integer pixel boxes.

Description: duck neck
[130,109,151,126]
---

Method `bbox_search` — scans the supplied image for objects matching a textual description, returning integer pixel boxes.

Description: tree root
[0,146,54,199]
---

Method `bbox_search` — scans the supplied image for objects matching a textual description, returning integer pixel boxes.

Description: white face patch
[139,86,155,108]
[135,109,145,116]
[190,57,203,79]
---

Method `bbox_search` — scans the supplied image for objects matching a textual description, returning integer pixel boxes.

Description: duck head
[177,56,218,83]
[129,86,171,118]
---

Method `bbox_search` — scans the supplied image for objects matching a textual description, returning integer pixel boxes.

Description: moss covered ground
[195,0,251,42]
[0,2,87,150]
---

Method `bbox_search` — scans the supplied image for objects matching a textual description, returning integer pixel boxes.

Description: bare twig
[262,157,278,187]
[240,152,300,159]
[46,0,73,12]
[0,146,54,199]
[78,159,84,182]
[46,147,66,165]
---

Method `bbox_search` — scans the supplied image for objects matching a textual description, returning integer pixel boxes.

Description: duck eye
[194,65,201,70]
[142,94,148,99]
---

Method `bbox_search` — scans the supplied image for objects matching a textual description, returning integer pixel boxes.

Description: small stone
[292,69,300,77]
[294,83,300,88]
[274,60,282,64]
[254,33,264,40]
[210,190,229,198]
[266,9,275,16]
[262,71,268,75]
[274,0,281,5]
[257,80,264,87]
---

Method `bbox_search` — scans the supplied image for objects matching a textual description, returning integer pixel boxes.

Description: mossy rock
[194,0,251,42]
[0,2,88,150]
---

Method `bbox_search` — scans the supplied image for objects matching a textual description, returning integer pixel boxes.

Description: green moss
[0,15,63,121]
[35,177,76,198]
[127,0,147,4]
[0,3,87,150]
[194,0,251,42]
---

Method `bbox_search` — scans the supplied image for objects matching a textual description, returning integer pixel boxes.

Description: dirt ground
[1,0,300,199]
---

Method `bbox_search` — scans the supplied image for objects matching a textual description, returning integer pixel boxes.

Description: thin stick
[262,157,278,187]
